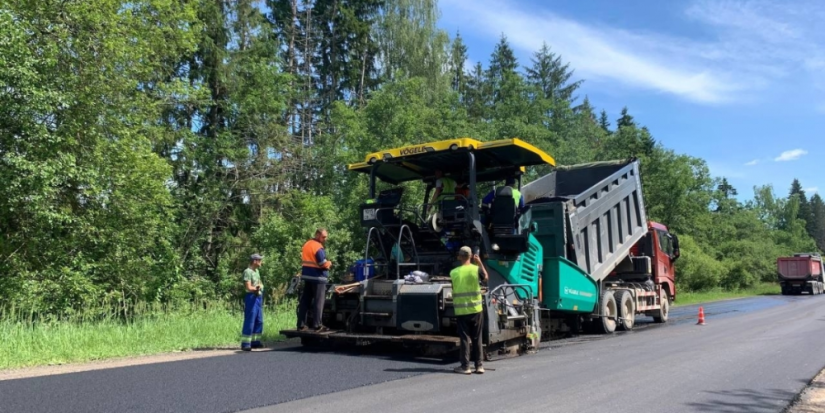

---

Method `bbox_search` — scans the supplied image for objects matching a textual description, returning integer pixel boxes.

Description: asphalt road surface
[2,294,824,413]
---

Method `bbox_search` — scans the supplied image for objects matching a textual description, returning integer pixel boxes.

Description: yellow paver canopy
[347,138,555,185]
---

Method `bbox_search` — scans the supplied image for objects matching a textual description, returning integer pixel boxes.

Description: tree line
[0,0,819,315]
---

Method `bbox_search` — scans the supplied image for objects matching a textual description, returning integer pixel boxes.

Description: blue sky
[437,0,825,200]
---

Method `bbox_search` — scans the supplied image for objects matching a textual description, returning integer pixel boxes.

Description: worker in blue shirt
[481,176,524,213]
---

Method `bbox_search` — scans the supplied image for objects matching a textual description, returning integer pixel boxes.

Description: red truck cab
[648,222,679,302]
[609,221,679,303]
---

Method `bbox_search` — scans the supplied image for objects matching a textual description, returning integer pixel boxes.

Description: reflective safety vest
[450,264,483,316]
[437,178,457,202]
[511,188,521,208]
[301,239,329,282]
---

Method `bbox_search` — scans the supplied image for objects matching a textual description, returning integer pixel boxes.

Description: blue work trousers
[241,293,263,348]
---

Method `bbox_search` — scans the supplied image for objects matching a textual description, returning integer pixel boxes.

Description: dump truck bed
[522,159,648,283]
[778,254,824,281]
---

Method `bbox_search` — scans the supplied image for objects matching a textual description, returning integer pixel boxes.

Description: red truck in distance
[777,253,824,295]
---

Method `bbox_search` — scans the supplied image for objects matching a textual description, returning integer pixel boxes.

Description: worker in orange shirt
[298,228,332,331]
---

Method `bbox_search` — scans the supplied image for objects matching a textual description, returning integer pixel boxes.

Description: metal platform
[279,329,460,347]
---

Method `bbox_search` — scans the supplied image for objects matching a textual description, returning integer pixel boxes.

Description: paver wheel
[652,288,669,323]
[595,291,617,334]
[614,290,635,331]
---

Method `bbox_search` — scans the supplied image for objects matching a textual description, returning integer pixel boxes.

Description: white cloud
[805,187,819,194]
[774,149,808,162]
[440,0,825,104]
[744,159,759,166]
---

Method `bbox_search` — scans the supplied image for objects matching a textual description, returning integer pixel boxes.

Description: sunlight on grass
[673,283,781,307]
[0,299,296,370]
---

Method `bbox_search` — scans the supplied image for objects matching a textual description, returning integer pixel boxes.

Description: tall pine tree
[617,107,635,129]
[599,110,611,133]
[448,31,469,97]
[789,179,813,236]
[809,194,825,252]
[525,42,582,104]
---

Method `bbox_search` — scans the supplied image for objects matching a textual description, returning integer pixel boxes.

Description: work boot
[474,365,485,374]
[314,325,329,332]
[251,341,263,349]
[241,346,251,352]
[453,366,471,375]
[298,326,308,332]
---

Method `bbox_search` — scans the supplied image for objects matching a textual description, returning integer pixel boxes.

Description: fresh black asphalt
[0,343,444,413]
[0,294,817,413]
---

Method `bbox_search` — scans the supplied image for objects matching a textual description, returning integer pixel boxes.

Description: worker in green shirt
[241,253,264,351]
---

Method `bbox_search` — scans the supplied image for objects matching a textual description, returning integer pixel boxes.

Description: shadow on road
[685,388,797,412]
[383,367,455,374]
[262,341,458,366]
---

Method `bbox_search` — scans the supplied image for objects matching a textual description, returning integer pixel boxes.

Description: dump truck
[778,254,824,295]
[281,138,680,360]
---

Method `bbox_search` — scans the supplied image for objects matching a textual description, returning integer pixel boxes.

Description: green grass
[0,299,296,370]
[672,283,781,307]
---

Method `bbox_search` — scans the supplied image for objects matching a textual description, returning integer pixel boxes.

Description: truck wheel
[595,291,617,334]
[614,290,635,331]
[652,289,669,323]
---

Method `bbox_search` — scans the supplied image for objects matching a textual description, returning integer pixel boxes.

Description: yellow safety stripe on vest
[452,291,482,298]
[437,178,457,201]
[454,300,483,309]
[302,260,320,266]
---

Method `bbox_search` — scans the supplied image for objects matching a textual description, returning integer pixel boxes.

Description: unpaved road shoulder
[787,367,825,413]
[0,348,239,381]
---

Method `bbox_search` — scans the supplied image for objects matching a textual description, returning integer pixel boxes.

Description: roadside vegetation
[0,300,296,370]
[1,0,824,369]
[673,283,781,307]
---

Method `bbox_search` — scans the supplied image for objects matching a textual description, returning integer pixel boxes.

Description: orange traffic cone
[697,307,706,325]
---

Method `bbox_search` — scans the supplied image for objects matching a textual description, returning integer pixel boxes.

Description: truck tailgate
[778,257,821,279]
[523,159,648,283]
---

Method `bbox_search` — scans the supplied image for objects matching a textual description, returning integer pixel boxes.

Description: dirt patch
[786,368,825,413]
[0,348,242,381]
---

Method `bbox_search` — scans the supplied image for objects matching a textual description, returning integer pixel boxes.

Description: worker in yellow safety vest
[450,246,489,375]
[427,169,456,215]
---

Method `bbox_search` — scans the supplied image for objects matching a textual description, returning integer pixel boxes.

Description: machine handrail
[363,226,387,279]
[485,283,534,303]
[396,224,420,279]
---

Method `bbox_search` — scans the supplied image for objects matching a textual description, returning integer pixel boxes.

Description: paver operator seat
[488,185,533,255]
[490,186,518,236]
